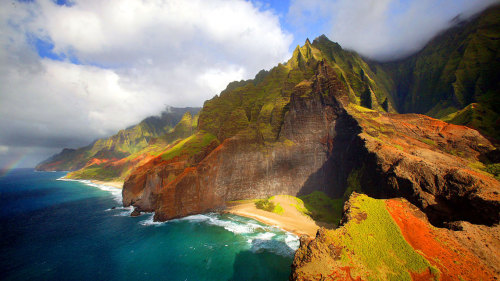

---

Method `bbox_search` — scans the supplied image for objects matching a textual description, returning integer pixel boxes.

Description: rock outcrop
[290,193,499,280]
[123,60,500,227]
[347,105,500,226]
[124,61,365,220]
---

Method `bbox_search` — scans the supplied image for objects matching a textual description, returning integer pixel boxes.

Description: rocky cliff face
[122,59,499,227]
[123,61,366,219]
[379,5,500,141]
[347,105,500,226]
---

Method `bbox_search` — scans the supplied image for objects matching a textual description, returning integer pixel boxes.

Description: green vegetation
[67,164,122,181]
[312,35,395,112]
[197,55,306,143]
[442,103,500,141]
[162,112,197,143]
[255,198,284,215]
[329,194,437,280]
[197,36,398,145]
[344,168,363,200]
[298,191,344,226]
[160,131,217,162]
[420,138,437,146]
[380,6,500,142]
[37,107,200,172]
[468,161,500,180]
[485,163,500,180]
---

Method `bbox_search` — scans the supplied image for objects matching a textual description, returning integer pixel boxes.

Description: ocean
[0,169,299,280]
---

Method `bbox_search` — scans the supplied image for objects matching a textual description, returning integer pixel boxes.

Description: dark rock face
[130,208,141,217]
[151,62,359,220]
[124,61,365,220]
[123,60,499,229]
[348,107,500,226]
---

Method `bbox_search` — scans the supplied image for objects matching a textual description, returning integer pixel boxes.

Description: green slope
[36,107,200,171]
[198,38,396,144]
[380,5,500,140]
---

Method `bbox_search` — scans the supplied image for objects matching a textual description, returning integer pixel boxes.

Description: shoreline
[57,175,124,189]
[57,173,314,237]
[225,197,322,237]
[89,180,123,189]
[226,209,314,237]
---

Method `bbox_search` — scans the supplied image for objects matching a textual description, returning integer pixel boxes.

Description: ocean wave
[179,213,299,256]
[284,232,300,250]
[254,232,276,240]
[139,213,165,226]
[108,206,134,216]
[180,213,271,234]
[250,238,296,257]
[57,177,122,204]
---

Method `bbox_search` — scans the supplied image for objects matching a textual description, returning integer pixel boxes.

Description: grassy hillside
[36,107,200,172]
[292,194,438,280]
[380,5,500,141]
[198,38,396,145]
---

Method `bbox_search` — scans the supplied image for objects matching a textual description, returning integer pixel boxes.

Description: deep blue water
[0,169,298,280]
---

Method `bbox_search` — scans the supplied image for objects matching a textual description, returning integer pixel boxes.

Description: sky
[0,0,498,169]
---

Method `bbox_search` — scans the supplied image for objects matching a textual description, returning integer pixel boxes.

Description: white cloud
[0,146,8,155]
[0,0,293,168]
[288,0,499,60]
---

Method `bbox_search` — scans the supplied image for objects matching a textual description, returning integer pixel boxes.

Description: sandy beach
[226,196,322,237]
[90,180,123,189]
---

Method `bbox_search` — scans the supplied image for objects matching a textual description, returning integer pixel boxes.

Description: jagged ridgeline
[380,5,500,140]
[36,107,200,179]
[198,37,396,143]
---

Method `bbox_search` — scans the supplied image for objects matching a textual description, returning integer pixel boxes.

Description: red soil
[386,199,496,281]
[327,267,363,281]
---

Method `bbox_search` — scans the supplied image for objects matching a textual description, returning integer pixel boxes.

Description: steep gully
[123,60,499,229]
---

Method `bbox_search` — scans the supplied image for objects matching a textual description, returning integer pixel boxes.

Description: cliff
[123,58,499,226]
[36,107,201,181]
[379,5,500,141]
[120,29,499,280]
[36,5,500,279]
[291,193,499,280]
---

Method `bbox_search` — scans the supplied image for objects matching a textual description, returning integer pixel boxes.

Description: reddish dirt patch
[353,211,367,223]
[85,158,111,167]
[386,199,496,280]
[410,267,436,281]
[327,266,362,281]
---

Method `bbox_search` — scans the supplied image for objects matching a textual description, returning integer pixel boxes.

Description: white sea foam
[139,214,165,226]
[251,238,295,256]
[178,213,259,234]
[284,232,300,250]
[57,177,122,204]
[179,212,299,256]
[254,232,276,240]
[112,206,134,216]
[179,214,212,222]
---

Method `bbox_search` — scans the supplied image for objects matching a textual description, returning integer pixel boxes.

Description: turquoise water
[0,169,298,280]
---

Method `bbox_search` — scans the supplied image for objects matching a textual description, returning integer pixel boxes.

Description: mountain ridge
[36,107,201,173]
[34,5,500,279]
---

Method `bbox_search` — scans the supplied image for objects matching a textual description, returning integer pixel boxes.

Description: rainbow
[0,149,33,178]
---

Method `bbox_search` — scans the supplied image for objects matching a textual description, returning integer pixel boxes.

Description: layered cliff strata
[347,105,500,226]
[123,60,499,228]
[124,61,362,219]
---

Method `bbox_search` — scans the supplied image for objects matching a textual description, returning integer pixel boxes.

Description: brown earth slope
[290,193,498,280]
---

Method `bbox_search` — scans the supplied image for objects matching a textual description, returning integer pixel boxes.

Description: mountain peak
[287,40,321,70]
